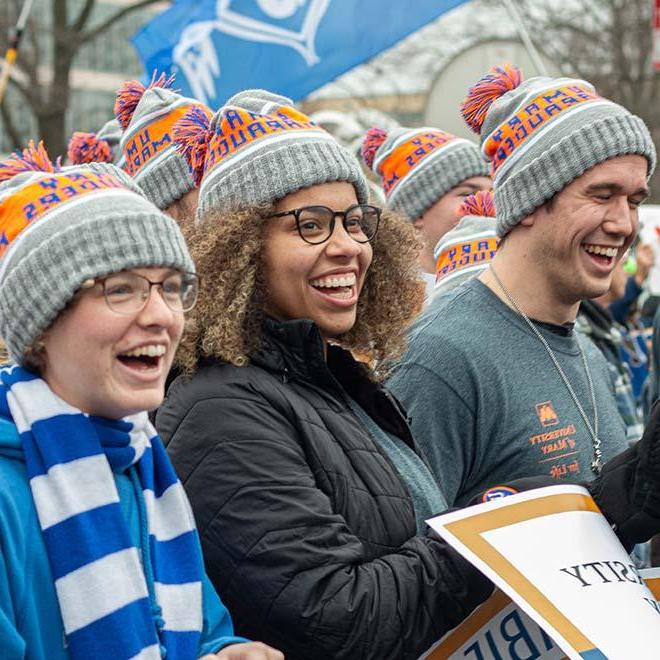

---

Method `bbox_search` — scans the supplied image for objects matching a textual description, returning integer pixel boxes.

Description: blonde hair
[176,203,424,376]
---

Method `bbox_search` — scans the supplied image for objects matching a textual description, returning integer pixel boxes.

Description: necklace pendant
[591,459,602,475]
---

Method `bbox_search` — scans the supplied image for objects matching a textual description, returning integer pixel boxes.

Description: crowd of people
[2,62,660,659]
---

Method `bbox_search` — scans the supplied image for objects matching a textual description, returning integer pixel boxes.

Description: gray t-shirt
[388,278,628,507]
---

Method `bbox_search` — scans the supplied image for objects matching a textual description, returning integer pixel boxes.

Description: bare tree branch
[73,0,96,33]
[19,15,42,96]
[79,0,163,45]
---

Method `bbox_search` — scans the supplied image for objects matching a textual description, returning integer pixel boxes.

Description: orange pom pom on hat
[433,190,499,296]
[114,72,212,210]
[173,89,369,220]
[460,64,656,237]
[360,125,488,222]
[67,118,121,165]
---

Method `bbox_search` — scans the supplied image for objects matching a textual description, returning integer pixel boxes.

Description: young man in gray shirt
[389,64,656,507]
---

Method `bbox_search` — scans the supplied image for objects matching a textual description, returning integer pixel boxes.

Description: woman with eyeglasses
[0,144,282,660]
[151,91,495,660]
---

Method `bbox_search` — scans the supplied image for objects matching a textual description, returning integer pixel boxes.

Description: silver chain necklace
[490,266,603,475]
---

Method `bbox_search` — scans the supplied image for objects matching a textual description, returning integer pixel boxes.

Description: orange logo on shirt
[536,401,559,428]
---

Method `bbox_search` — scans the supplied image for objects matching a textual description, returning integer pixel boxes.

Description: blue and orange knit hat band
[360,125,488,222]
[461,64,656,236]
[114,72,212,210]
[434,190,499,295]
[0,141,193,363]
[174,89,368,219]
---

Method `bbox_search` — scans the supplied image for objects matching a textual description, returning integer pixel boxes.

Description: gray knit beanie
[172,89,369,220]
[0,143,194,364]
[433,190,499,296]
[67,118,123,165]
[360,126,488,221]
[114,73,212,210]
[460,64,656,237]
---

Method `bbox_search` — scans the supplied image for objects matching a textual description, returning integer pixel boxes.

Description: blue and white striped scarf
[0,366,203,659]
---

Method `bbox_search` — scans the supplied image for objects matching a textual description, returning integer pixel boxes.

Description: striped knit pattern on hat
[0,142,194,363]
[115,74,212,210]
[461,64,657,237]
[360,126,488,222]
[0,365,204,659]
[433,190,499,295]
[67,118,122,165]
[173,89,369,220]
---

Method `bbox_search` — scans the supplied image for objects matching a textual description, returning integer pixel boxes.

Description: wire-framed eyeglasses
[82,271,200,315]
[269,204,381,244]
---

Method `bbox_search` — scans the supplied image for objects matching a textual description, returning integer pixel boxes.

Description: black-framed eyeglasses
[269,204,381,244]
[82,271,200,315]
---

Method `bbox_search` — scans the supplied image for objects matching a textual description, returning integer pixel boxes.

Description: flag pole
[0,0,35,106]
[500,0,548,76]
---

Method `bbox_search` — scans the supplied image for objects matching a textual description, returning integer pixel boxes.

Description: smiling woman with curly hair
[176,202,423,374]
[155,90,495,660]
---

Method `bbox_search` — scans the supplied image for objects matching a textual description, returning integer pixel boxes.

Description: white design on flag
[257,0,306,20]
[155,581,203,631]
[174,23,222,106]
[173,0,331,104]
[30,454,120,530]
[55,548,149,634]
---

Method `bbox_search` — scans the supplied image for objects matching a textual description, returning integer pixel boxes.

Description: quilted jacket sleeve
[158,378,493,660]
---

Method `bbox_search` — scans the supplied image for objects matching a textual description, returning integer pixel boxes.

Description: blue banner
[132,0,470,108]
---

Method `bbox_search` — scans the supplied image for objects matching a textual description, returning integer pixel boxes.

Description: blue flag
[132,0,469,107]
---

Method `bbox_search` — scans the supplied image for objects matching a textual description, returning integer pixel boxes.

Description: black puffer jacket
[156,318,492,660]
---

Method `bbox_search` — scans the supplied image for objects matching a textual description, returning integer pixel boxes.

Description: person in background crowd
[113,72,212,222]
[609,242,655,325]
[577,257,645,444]
[155,88,660,660]
[0,142,282,660]
[641,294,660,328]
[66,117,122,165]
[389,64,655,507]
[432,189,499,299]
[360,124,490,299]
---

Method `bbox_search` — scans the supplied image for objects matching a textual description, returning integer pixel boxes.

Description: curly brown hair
[176,203,424,375]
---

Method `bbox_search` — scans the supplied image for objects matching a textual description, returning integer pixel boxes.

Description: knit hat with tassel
[360,126,488,222]
[433,190,499,295]
[173,88,368,220]
[114,72,212,210]
[460,64,656,237]
[0,141,193,363]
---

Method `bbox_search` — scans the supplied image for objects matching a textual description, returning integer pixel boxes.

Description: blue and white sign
[132,0,469,107]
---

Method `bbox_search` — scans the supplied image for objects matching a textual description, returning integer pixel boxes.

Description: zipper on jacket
[282,367,289,384]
